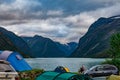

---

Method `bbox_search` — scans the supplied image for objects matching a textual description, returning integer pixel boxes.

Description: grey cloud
[0,20,27,26]
[0,13,15,20]
[1,0,119,21]
[1,0,120,43]
[1,0,120,21]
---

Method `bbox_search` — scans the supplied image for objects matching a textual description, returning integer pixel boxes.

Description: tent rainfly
[54,66,70,73]
[0,50,32,71]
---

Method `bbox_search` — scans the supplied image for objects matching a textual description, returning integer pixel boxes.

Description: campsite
[0,50,120,80]
[1,0,120,80]
[0,50,93,80]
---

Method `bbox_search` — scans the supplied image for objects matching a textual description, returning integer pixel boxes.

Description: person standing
[78,65,85,74]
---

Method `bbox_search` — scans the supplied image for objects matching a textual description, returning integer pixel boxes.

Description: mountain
[22,35,65,57]
[22,36,77,57]
[71,16,120,57]
[56,42,78,56]
[0,27,77,58]
[0,27,32,57]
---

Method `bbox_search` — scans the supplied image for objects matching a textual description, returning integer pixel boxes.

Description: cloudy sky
[0,0,120,43]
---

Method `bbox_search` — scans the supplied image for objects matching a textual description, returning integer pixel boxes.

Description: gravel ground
[92,77,106,80]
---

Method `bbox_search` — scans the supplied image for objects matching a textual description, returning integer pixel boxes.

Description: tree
[103,33,120,70]
[109,33,120,59]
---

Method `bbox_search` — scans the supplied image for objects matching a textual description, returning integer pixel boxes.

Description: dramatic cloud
[0,0,120,43]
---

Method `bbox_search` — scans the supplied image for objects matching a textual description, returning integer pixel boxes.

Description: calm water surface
[25,58,105,72]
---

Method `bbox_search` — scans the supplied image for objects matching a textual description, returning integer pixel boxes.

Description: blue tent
[0,50,32,71]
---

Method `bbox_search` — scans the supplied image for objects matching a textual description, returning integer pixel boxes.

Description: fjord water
[26,58,105,72]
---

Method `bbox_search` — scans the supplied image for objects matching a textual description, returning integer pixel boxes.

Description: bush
[19,69,44,80]
[102,59,120,71]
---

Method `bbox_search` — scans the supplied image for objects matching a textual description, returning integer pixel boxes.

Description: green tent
[54,73,77,80]
[36,71,59,80]
[35,71,92,80]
